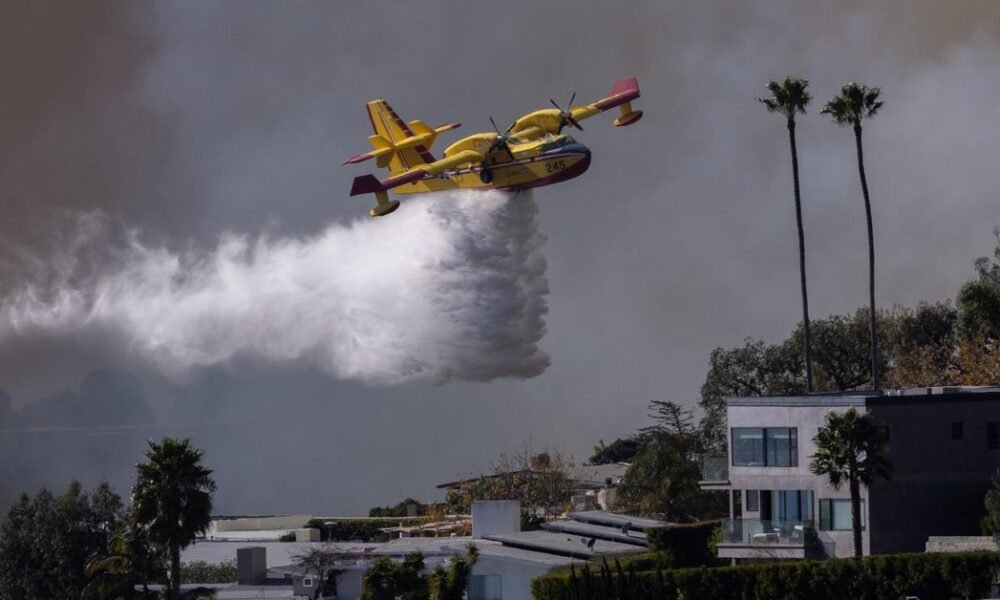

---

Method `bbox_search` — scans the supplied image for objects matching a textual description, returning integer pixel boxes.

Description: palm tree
[809,407,892,557]
[822,83,885,390]
[758,77,815,392]
[131,437,216,600]
[84,519,164,599]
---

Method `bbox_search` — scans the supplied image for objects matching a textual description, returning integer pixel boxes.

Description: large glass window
[766,428,798,467]
[819,499,865,531]
[773,490,813,522]
[732,428,764,466]
[732,427,797,467]
[469,575,502,600]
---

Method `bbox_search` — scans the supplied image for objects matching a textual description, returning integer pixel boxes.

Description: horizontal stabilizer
[350,174,385,196]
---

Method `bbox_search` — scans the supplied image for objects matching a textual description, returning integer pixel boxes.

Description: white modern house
[700,386,1000,561]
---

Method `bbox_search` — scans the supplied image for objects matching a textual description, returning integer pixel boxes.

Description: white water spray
[0,191,550,385]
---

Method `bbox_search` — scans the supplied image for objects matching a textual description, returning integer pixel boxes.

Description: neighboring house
[700,387,1000,561]
[436,455,628,511]
[181,502,658,600]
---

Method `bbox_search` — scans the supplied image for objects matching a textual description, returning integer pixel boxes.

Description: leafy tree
[984,469,1000,548]
[589,437,643,465]
[0,482,123,600]
[822,82,885,390]
[428,545,478,600]
[293,544,346,598]
[809,407,892,557]
[617,402,726,520]
[369,497,427,518]
[84,519,165,599]
[698,337,806,451]
[131,437,216,600]
[444,446,573,518]
[959,226,1000,340]
[759,76,815,392]
[361,553,428,600]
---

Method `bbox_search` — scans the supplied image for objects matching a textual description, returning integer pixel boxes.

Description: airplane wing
[570,77,643,127]
[510,77,643,138]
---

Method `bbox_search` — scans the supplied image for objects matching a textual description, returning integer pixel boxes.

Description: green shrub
[180,560,236,584]
[646,520,723,567]
[531,552,1000,600]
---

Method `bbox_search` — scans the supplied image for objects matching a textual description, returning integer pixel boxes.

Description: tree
[0,482,123,600]
[759,76,815,392]
[822,82,885,390]
[809,407,892,557]
[84,519,165,599]
[617,401,726,520]
[958,226,1000,340]
[428,545,478,600]
[589,437,643,465]
[444,445,574,518]
[131,437,216,600]
[360,553,428,600]
[293,544,346,598]
[984,469,1000,548]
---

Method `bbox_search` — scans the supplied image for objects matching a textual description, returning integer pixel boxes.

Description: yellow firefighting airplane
[344,78,643,216]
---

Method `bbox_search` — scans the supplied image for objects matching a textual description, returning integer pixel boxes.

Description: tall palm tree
[758,77,815,392]
[809,407,892,557]
[822,83,885,390]
[131,437,216,600]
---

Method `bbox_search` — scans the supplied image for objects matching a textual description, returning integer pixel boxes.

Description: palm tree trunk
[788,117,813,392]
[854,122,879,390]
[170,542,181,600]
[849,468,863,557]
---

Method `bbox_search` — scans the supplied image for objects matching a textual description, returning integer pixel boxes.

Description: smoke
[0,190,549,385]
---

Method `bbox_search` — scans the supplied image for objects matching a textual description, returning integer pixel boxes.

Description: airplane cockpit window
[539,136,575,153]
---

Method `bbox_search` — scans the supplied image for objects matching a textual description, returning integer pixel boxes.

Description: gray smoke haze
[3,1,1000,515]
[1,191,548,384]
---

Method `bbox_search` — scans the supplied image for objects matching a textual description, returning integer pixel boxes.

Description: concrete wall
[236,546,266,585]
[727,401,867,558]
[470,556,553,600]
[869,396,1000,553]
[472,501,520,539]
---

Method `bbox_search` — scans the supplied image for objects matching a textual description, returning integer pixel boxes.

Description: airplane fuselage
[391,134,591,196]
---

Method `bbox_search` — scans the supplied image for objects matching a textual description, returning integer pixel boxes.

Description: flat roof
[728,387,1000,408]
[483,530,646,560]
[568,511,670,532]
[541,520,647,547]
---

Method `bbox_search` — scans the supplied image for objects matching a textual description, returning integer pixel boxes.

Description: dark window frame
[746,489,759,512]
[731,427,798,467]
[819,498,865,531]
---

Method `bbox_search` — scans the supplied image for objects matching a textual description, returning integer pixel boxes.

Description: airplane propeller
[550,92,584,133]
[488,116,516,155]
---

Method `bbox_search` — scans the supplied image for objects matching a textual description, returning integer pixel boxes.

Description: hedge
[646,520,723,568]
[531,551,1000,600]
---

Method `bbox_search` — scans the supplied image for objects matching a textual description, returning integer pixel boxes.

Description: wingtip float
[343,77,643,217]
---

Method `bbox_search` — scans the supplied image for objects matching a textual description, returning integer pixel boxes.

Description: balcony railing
[719,519,818,546]
[701,456,729,482]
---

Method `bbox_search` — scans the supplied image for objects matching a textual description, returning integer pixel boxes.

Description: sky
[1,1,1000,515]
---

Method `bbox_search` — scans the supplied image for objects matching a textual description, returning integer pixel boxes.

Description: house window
[819,499,865,531]
[773,490,813,522]
[302,577,313,588]
[469,574,502,600]
[746,489,759,512]
[952,422,964,440]
[989,422,1000,449]
[731,427,797,466]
